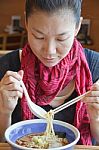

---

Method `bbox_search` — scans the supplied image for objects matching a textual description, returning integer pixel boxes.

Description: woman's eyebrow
[57,32,68,36]
[32,28,45,35]
[32,28,69,36]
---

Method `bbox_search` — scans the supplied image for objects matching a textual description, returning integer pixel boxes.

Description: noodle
[44,110,55,137]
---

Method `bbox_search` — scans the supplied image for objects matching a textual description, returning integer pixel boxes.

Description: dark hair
[25,0,82,25]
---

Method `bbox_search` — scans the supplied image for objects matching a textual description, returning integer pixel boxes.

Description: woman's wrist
[89,115,99,122]
[0,113,12,142]
[0,107,13,115]
[87,105,99,121]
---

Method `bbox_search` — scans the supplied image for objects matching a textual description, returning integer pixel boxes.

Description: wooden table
[0,143,99,150]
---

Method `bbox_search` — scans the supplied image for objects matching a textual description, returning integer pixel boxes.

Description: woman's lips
[43,57,56,62]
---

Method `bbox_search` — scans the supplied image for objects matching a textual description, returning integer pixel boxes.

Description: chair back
[0,34,6,49]
[0,32,27,50]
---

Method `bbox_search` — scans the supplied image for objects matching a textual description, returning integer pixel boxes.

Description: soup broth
[16,132,69,149]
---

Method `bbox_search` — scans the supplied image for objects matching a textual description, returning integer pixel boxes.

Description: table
[0,143,99,150]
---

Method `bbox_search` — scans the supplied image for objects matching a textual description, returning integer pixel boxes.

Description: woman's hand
[83,80,99,121]
[0,70,23,115]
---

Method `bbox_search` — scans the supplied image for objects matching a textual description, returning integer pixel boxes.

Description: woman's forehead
[28,10,76,26]
[27,11,76,36]
[28,8,75,18]
[27,13,76,35]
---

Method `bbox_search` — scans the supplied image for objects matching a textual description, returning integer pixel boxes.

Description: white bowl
[5,119,80,150]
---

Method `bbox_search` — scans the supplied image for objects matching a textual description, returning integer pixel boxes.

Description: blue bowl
[5,119,80,150]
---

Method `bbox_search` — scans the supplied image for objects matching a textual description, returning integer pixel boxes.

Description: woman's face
[26,10,79,67]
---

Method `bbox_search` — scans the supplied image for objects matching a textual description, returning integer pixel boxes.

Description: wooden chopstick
[53,90,90,115]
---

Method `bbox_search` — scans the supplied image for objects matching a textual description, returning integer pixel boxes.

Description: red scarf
[21,39,93,145]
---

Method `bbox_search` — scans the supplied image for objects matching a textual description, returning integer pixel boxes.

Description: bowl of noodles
[5,118,80,150]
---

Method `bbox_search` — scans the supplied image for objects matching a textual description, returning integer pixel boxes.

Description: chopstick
[53,90,90,115]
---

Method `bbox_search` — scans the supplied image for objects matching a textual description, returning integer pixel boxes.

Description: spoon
[20,80,47,119]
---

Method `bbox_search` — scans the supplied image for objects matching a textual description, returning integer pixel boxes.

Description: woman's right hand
[0,70,23,115]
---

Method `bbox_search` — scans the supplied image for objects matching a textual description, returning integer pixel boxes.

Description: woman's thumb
[18,70,24,79]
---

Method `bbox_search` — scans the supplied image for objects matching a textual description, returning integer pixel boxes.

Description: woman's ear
[74,17,83,36]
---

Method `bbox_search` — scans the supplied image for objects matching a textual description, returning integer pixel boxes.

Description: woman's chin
[42,61,59,67]
[41,58,60,67]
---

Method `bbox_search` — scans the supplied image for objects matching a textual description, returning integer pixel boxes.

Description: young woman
[0,0,99,145]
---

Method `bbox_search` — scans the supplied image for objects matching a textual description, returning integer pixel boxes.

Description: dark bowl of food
[5,119,80,150]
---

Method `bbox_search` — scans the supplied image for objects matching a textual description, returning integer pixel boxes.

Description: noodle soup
[5,119,80,150]
[16,132,68,149]
[16,111,69,149]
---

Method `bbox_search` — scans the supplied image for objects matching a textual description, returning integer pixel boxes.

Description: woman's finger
[83,96,99,103]
[3,71,22,82]
[3,82,23,93]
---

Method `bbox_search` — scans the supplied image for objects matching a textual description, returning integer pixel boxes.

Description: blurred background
[0,0,99,53]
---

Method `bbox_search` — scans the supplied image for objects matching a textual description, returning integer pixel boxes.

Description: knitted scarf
[21,39,93,145]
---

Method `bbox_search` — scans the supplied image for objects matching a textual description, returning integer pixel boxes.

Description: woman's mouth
[43,57,56,62]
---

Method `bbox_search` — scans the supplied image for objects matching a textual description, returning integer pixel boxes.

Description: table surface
[0,143,99,150]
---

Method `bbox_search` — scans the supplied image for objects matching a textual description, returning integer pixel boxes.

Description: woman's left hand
[83,80,99,121]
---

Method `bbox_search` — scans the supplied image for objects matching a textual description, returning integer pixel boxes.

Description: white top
[49,79,75,108]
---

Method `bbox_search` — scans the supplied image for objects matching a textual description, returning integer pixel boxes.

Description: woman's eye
[32,33,44,40]
[35,36,44,40]
[36,37,44,40]
[57,36,71,42]
[56,38,66,42]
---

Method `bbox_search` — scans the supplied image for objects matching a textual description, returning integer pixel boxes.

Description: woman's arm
[0,113,12,142]
[90,117,99,143]
[0,70,23,142]
[84,49,99,142]
[83,81,99,142]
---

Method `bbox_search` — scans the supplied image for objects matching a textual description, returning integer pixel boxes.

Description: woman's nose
[44,39,56,55]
